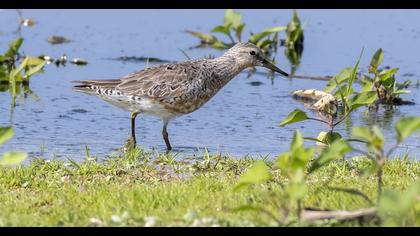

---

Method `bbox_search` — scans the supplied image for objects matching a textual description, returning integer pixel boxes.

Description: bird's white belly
[99,94,178,120]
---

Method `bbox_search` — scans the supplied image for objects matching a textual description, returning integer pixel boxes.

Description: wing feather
[116,61,201,100]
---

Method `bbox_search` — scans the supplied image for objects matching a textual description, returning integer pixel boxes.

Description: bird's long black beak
[261,58,289,77]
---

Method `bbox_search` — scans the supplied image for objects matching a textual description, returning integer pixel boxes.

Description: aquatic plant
[326,48,412,106]
[186,9,304,76]
[284,10,304,75]
[0,38,46,83]
[280,49,378,147]
[0,37,46,115]
[281,48,414,148]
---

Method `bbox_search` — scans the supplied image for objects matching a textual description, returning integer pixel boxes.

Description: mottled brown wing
[116,61,199,99]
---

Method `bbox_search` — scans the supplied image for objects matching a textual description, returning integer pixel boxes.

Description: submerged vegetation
[0,37,45,117]
[325,48,413,107]
[187,9,304,77]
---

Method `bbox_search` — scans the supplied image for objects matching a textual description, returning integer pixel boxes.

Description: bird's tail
[72,79,121,95]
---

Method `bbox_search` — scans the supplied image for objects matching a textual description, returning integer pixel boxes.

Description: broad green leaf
[291,130,303,151]
[316,131,342,146]
[249,26,286,44]
[308,139,351,173]
[395,117,420,143]
[211,25,231,37]
[211,41,230,49]
[325,67,352,93]
[0,127,14,145]
[279,109,308,127]
[351,127,371,141]
[235,23,245,42]
[369,48,384,74]
[186,31,218,44]
[293,147,314,174]
[278,130,314,178]
[361,76,374,93]
[333,85,354,99]
[372,126,385,149]
[234,160,270,191]
[378,68,399,80]
[347,48,364,95]
[25,56,45,66]
[257,39,276,49]
[392,89,410,95]
[224,9,242,29]
[379,68,399,89]
[349,91,378,110]
[378,181,420,226]
[285,182,307,200]
[5,37,23,58]
[11,57,29,79]
[277,152,291,172]
[334,84,350,110]
[285,10,303,48]
[0,151,27,166]
[352,126,384,152]
[23,60,46,80]
[9,69,17,98]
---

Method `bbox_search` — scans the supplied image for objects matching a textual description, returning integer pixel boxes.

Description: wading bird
[73,42,289,151]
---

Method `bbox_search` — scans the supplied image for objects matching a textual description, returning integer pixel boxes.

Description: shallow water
[1,9,420,161]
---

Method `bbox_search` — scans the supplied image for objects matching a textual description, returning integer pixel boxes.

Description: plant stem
[307,117,330,126]
[346,138,368,144]
[297,200,302,223]
[227,33,235,44]
[385,143,399,159]
[333,110,353,127]
[377,159,384,203]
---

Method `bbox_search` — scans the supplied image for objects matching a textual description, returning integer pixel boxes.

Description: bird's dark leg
[131,112,138,145]
[162,122,172,151]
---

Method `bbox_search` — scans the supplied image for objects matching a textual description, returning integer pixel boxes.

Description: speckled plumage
[73,42,288,150]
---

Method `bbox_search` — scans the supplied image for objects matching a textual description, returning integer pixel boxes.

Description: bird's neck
[212,54,246,82]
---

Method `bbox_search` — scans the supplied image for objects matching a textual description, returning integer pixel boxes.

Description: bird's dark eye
[249,51,256,56]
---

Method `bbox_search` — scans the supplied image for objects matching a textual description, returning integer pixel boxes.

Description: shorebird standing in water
[73,42,289,151]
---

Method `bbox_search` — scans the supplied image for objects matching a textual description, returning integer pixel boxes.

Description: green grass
[0,148,418,226]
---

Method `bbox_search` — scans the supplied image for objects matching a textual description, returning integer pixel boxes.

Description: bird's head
[225,42,289,77]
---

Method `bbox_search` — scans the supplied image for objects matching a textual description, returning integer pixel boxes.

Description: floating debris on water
[70,58,88,65]
[38,54,87,67]
[292,89,338,114]
[248,81,263,86]
[16,10,36,27]
[70,108,88,114]
[55,54,67,67]
[402,73,415,77]
[21,18,36,27]
[47,36,71,45]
